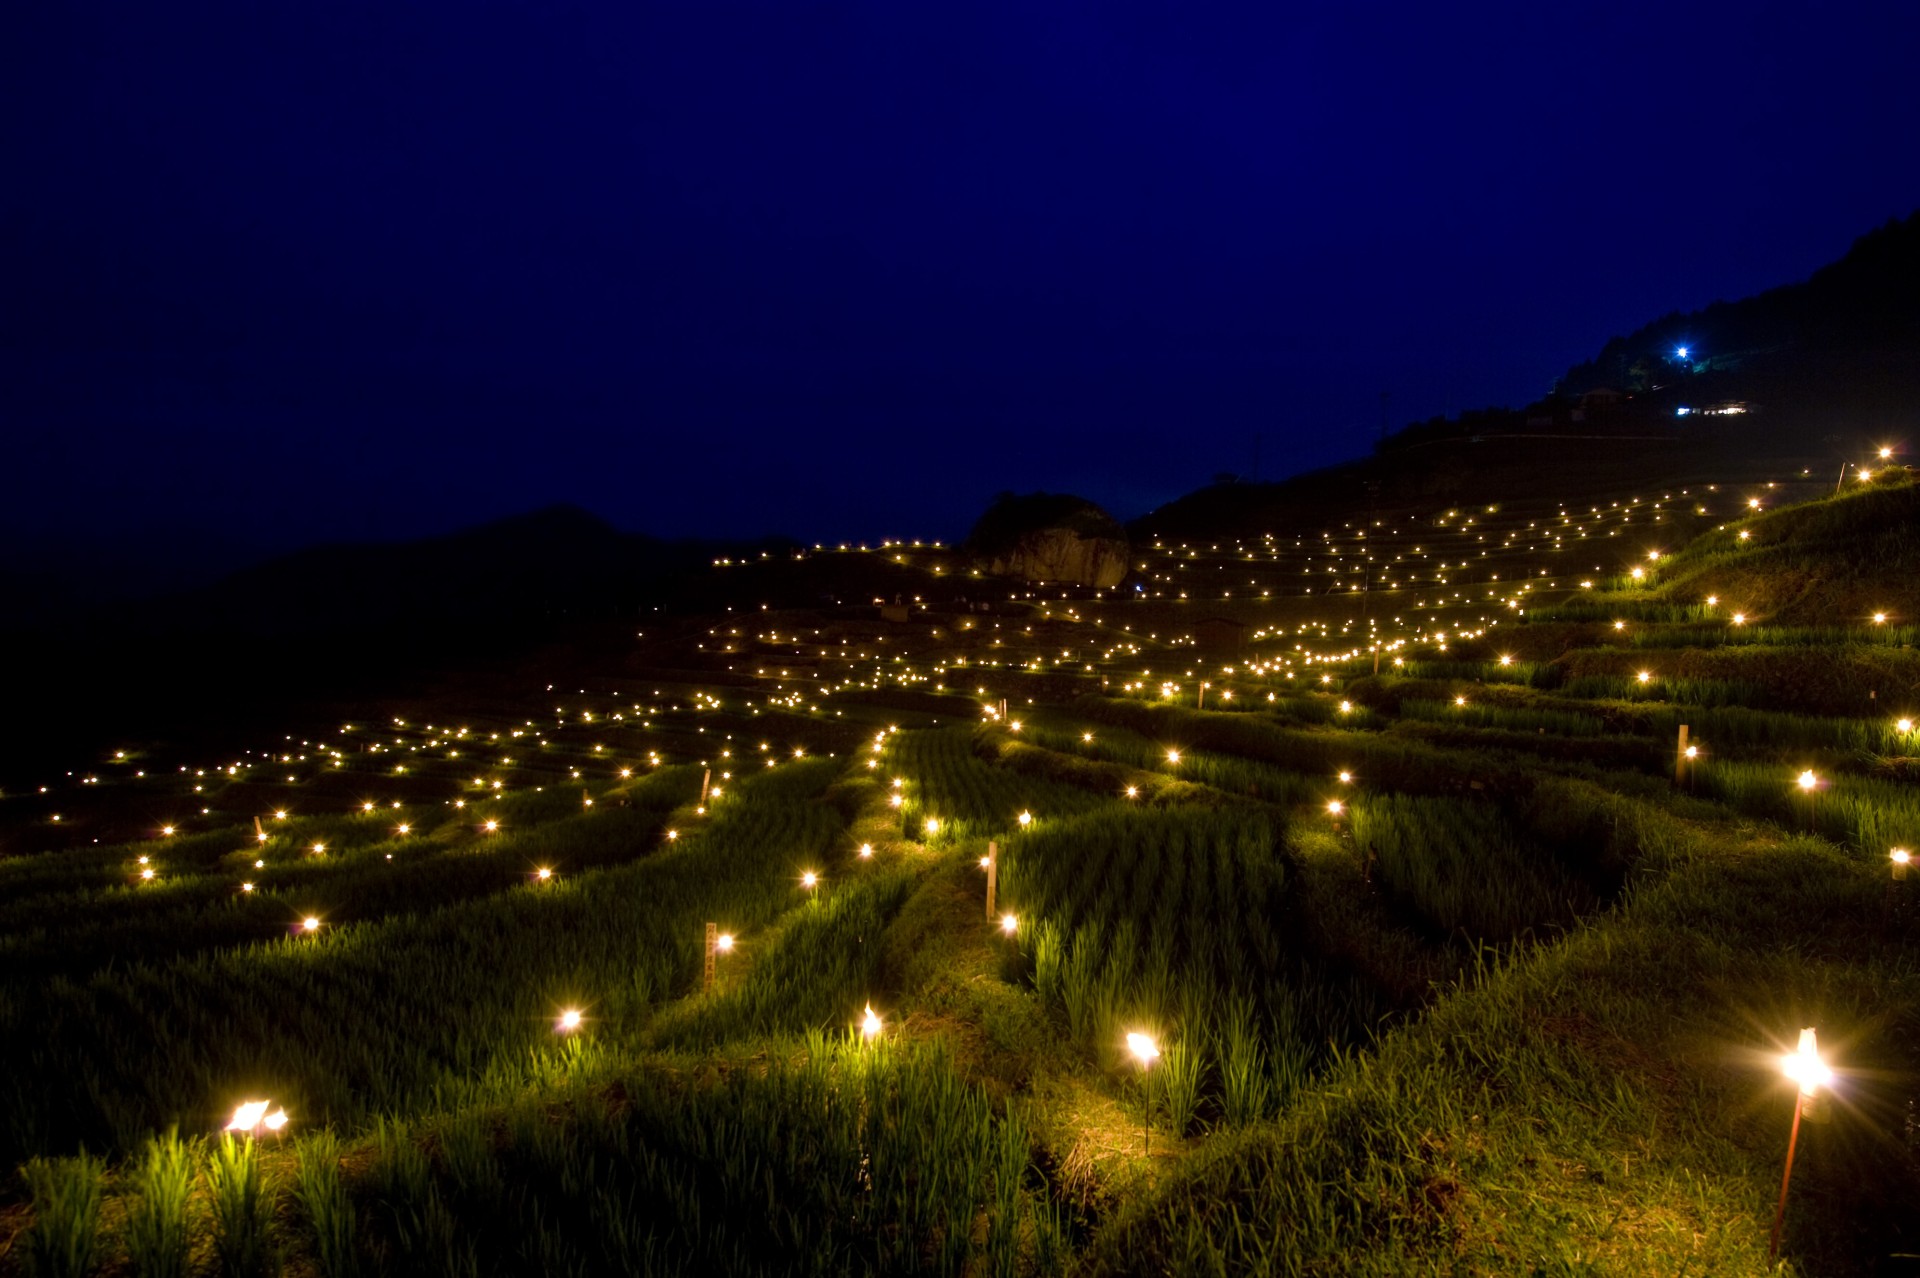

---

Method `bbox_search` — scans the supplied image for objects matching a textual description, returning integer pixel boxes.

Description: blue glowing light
[1675,346,1689,359]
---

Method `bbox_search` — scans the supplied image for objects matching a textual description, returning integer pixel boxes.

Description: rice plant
[124,1127,197,1278]
[293,1130,358,1278]
[20,1152,105,1278]
[207,1132,280,1277]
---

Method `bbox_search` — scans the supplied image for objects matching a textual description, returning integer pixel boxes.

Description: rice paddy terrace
[3,462,1918,1276]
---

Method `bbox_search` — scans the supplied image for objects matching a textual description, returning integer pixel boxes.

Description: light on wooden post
[984,840,998,919]
[1771,1027,1833,1259]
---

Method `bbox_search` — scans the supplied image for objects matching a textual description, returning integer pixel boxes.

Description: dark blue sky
[5,1,1918,579]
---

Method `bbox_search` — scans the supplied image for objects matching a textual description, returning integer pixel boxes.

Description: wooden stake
[984,841,998,919]
[1674,724,1689,786]
[703,922,717,994]
[700,768,711,805]
[1770,1088,1807,1259]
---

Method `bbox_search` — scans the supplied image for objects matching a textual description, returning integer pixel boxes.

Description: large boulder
[965,493,1131,589]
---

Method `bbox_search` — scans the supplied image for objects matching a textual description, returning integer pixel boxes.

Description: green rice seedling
[124,1127,197,1278]
[1217,996,1272,1128]
[292,1131,358,1278]
[20,1152,105,1278]
[1158,1036,1205,1138]
[207,1133,280,1278]
[988,1106,1030,1278]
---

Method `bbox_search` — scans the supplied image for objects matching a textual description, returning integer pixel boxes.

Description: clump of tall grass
[207,1133,280,1277]
[20,1152,106,1278]
[124,1127,197,1278]
[293,1130,358,1278]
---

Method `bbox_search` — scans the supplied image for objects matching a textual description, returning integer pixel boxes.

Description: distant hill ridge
[1140,211,1918,540]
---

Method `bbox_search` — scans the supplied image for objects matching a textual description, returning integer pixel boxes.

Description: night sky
[6,2,1919,585]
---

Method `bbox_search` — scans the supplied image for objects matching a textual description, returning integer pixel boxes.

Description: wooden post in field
[703,922,717,994]
[1197,684,1206,710]
[700,768,711,805]
[984,841,998,919]
[1674,724,1689,786]
[1373,648,1381,675]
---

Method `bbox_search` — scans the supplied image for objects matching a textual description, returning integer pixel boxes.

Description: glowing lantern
[1165,750,1181,765]
[556,1009,583,1033]
[483,820,499,833]
[1000,913,1018,935]
[1771,1027,1833,1257]
[861,1004,883,1042]
[923,817,941,837]
[1017,810,1032,828]
[1127,1030,1161,1154]
[301,917,321,933]
[858,842,874,859]
[535,867,553,882]
[1797,770,1817,792]
[226,1101,288,1137]
[1125,786,1139,800]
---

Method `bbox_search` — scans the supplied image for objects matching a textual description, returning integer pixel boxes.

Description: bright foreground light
[1000,913,1018,935]
[1166,750,1181,764]
[858,843,874,858]
[535,867,553,881]
[1899,719,1915,734]
[301,917,320,932]
[1126,1031,1160,1065]
[923,817,940,836]
[1797,770,1818,792]
[1326,800,1344,816]
[557,1009,582,1032]
[226,1101,287,1135]
[801,871,818,888]
[861,1003,883,1041]
[1893,848,1911,866]
[1782,1028,1831,1096]
[1017,810,1032,827]
[716,933,735,952]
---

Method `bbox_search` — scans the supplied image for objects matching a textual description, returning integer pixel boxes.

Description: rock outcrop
[965,493,1130,589]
